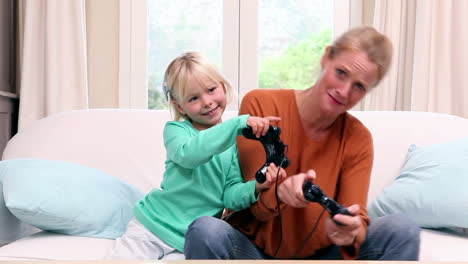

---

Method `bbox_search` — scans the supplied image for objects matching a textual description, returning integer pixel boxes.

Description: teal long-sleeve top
[134,115,258,252]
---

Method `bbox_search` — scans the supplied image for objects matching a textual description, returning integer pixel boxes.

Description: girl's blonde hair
[328,26,393,86]
[163,52,234,121]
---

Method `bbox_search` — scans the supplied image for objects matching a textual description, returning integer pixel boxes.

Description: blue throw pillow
[0,167,37,246]
[368,137,468,229]
[0,159,144,239]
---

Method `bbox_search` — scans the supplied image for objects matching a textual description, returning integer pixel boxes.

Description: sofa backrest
[2,109,237,194]
[3,109,468,202]
[351,111,468,202]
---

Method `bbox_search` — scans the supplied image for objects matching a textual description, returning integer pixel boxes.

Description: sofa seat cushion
[0,228,466,261]
[0,231,114,260]
[420,229,468,261]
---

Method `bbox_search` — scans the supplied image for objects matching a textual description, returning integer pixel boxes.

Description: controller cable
[270,145,326,258]
[272,147,288,258]
[293,207,326,258]
[273,181,326,258]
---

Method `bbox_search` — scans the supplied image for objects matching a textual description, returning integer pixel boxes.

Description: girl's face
[174,74,227,130]
[316,49,378,116]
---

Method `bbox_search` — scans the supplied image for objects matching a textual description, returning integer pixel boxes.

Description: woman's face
[316,49,379,116]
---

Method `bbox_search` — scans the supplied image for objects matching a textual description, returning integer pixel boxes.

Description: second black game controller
[242,126,290,183]
[303,181,352,225]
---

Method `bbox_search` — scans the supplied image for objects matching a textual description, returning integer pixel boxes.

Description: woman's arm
[335,120,374,259]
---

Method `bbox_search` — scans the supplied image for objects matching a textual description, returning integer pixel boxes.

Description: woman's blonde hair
[328,26,393,86]
[163,52,234,121]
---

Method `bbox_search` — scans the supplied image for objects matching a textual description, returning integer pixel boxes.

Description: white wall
[86,0,119,108]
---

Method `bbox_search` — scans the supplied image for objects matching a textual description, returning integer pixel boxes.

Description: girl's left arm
[222,147,258,211]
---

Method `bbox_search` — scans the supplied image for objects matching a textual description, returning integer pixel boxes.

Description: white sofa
[1,109,468,261]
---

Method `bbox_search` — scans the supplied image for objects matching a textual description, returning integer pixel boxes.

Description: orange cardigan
[230,89,373,259]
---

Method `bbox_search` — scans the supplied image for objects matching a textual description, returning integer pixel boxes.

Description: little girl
[107,52,283,260]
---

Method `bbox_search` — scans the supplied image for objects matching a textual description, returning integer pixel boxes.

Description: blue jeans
[184,214,420,260]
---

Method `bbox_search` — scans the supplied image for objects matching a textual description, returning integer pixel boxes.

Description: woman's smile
[327,93,345,106]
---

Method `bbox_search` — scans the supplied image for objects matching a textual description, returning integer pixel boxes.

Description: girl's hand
[247,116,281,138]
[255,163,287,192]
[325,204,362,246]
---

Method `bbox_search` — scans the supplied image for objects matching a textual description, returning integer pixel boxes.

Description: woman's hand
[325,204,362,246]
[247,116,281,138]
[255,163,287,192]
[277,170,316,208]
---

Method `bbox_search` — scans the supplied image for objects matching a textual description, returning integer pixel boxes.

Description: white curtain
[356,0,468,118]
[18,0,89,130]
[411,0,468,116]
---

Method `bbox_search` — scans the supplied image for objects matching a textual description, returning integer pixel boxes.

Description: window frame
[119,0,148,109]
[119,0,362,109]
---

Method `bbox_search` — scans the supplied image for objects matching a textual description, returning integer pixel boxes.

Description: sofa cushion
[0,159,144,239]
[419,228,468,261]
[0,165,37,246]
[0,231,114,260]
[368,137,468,230]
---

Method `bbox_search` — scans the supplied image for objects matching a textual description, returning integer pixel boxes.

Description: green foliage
[148,73,168,110]
[148,28,332,109]
[259,28,331,90]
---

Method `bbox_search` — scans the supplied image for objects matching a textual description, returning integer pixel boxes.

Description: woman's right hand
[247,116,281,138]
[277,169,316,208]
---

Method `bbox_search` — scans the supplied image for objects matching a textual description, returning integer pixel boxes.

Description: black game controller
[303,181,352,225]
[242,126,290,183]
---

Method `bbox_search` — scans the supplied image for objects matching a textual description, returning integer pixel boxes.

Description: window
[119,0,362,110]
[257,1,332,91]
[147,0,223,110]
